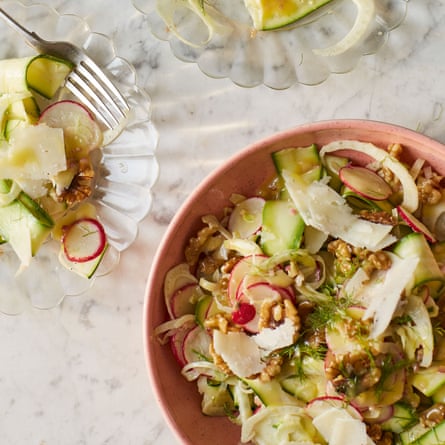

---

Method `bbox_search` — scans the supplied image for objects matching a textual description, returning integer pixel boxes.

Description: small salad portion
[155,140,445,445]
[246,0,376,56]
[0,53,108,278]
[159,0,376,56]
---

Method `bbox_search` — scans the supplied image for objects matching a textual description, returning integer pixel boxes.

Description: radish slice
[228,254,267,304]
[61,217,106,263]
[164,263,198,318]
[58,243,108,279]
[170,327,192,367]
[397,206,436,243]
[39,99,103,158]
[237,282,294,333]
[170,283,199,318]
[182,326,212,364]
[339,164,392,201]
[313,0,376,57]
[236,287,277,333]
[320,140,419,213]
[228,197,265,238]
[243,282,285,303]
[240,269,294,300]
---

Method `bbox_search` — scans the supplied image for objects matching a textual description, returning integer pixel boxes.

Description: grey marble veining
[0,0,444,444]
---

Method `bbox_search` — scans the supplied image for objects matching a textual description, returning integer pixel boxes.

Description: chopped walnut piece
[258,299,276,330]
[209,342,232,375]
[358,210,397,225]
[260,355,283,382]
[283,299,300,330]
[57,158,94,207]
[421,403,445,427]
[326,350,381,393]
[328,239,392,279]
[196,255,220,277]
[377,143,403,190]
[185,224,220,268]
[328,239,353,259]
[367,424,394,445]
[204,312,241,334]
[258,298,300,333]
[204,313,230,334]
[362,251,392,276]
[387,143,403,159]
[417,170,443,205]
[221,256,241,275]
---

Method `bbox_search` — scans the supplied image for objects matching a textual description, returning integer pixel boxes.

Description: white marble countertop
[0,0,444,444]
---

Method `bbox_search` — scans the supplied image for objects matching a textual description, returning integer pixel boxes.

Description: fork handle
[0,8,43,49]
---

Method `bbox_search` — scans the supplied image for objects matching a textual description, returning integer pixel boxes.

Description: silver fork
[0,8,129,130]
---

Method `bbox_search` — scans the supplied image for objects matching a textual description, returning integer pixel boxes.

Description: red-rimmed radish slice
[58,242,108,279]
[39,99,103,158]
[61,217,106,263]
[339,164,392,201]
[228,197,265,238]
[243,282,284,302]
[242,281,295,304]
[320,140,419,212]
[236,282,294,333]
[227,254,267,304]
[279,285,295,301]
[169,283,199,318]
[306,395,362,420]
[170,327,192,367]
[163,263,198,318]
[182,326,212,364]
[240,268,294,299]
[397,206,436,243]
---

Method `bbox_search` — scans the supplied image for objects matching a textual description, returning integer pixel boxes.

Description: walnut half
[57,158,95,207]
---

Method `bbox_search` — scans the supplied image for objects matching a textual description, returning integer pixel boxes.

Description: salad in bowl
[0,1,159,314]
[145,121,445,445]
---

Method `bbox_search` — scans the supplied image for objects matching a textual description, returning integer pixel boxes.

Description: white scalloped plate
[0,1,159,314]
[133,0,409,89]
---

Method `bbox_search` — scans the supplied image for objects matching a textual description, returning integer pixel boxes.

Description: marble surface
[0,0,444,444]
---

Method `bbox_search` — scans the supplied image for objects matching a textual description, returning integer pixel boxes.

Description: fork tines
[65,59,130,130]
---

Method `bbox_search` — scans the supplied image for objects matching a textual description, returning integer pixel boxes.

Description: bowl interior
[144,120,445,445]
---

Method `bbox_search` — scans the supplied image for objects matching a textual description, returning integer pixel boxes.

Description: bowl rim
[142,118,445,444]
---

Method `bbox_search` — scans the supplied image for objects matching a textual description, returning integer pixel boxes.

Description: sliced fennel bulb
[313,0,376,57]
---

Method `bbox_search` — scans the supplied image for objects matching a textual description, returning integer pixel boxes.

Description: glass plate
[133,0,409,89]
[0,1,159,314]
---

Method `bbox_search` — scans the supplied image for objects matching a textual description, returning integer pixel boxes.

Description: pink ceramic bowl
[143,120,445,445]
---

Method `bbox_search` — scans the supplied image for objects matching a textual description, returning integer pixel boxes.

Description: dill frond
[307,294,356,331]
